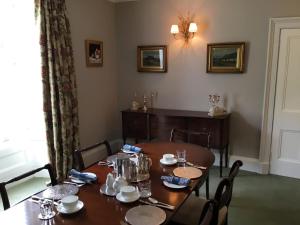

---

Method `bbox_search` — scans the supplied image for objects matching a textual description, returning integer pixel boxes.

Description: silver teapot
[137,153,152,181]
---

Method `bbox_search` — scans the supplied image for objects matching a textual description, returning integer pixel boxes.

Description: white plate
[38,211,56,220]
[160,158,177,165]
[121,149,137,154]
[70,178,86,184]
[116,192,140,203]
[57,201,84,214]
[163,181,187,189]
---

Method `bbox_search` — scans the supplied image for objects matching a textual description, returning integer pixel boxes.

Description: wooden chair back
[226,160,243,206]
[0,163,57,210]
[75,140,112,170]
[170,128,211,149]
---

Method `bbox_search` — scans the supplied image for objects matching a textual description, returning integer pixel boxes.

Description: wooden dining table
[0,142,215,225]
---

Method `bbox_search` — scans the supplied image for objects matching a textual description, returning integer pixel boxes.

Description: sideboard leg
[123,137,126,145]
[225,145,229,168]
[219,148,223,177]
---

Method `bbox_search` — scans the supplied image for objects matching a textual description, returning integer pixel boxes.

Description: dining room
[1,0,300,225]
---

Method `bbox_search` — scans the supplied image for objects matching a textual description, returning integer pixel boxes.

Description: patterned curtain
[35,0,80,181]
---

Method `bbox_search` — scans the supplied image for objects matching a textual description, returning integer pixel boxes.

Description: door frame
[260,17,300,174]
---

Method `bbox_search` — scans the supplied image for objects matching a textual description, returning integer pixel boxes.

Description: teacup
[163,154,175,162]
[61,195,78,210]
[119,186,137,199]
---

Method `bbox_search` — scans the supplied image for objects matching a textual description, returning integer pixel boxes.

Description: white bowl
[163,154,175,162]
[61,195,79,210]
[120,186,137,198]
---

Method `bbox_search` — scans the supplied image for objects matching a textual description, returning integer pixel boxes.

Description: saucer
[57,201,84,214]
[116,191,140,203]
[163,181,187,189]
[160,158,177,165]
[100,184,117,196]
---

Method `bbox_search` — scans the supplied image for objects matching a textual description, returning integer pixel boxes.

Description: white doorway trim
[260,17,300,174]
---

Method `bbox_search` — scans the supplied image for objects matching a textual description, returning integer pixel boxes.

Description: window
[0,0,48,179]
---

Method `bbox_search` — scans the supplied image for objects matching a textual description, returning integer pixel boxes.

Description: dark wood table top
[122,108,230,119]
[0,142,215,225]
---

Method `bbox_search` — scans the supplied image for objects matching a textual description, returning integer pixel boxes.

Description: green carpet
[199,167,300,225]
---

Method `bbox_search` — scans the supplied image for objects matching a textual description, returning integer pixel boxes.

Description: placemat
[125,205,166,225]
[42,184,79,200]
[173,167,202,179]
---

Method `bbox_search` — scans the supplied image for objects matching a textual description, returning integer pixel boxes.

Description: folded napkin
[122,144,142,153]
[69,169,97,183]
[161,176,191,186]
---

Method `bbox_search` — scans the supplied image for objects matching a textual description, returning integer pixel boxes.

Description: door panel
[270,28,300,178]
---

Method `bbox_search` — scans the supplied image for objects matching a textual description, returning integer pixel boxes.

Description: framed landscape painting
[137,45,168,73]
[85,40,103,67]
[207,42,245,73]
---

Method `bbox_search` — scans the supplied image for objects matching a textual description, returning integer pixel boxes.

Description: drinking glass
[176,149,186,167]
[39,199,55,220]
[138,179,151,198]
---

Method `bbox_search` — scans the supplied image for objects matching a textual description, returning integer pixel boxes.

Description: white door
[270,28,300,178]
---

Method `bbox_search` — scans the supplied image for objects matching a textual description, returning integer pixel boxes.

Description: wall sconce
[170,15,198,43]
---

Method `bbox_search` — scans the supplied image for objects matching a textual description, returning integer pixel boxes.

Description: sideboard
[121,108,230,176]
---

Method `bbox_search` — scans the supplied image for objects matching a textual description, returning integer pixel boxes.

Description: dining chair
[197,200,219,225]
[220,160,243,224]
[75,140,113,170]
[171,160,243,225]
[0,163,57,210]
[171,178,231,225]
[170,128,211,199]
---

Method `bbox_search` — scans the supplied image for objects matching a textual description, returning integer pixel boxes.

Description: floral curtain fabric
[35,0,80,181]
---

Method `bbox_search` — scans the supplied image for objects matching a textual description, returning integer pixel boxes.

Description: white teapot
[113,176,128,193]
[105,173,115,189]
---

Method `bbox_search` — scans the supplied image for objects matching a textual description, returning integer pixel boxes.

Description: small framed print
[85,40,103,67]
[137,45,168,73]
[207,42,245,73]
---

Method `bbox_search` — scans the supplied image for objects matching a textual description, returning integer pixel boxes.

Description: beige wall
[116,0,300,158]
[66,0,119,147]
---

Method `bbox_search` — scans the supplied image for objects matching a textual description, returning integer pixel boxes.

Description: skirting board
[110,139,267,174]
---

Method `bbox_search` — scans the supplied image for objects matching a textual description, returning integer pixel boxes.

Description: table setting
[0,142,214,225]
[96,143,207,225]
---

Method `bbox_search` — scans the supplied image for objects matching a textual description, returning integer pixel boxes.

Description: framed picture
[207,42,245,73]
[85,40,103,67]
[137,45,168,73]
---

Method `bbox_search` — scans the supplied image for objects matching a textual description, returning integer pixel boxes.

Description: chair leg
[220,148,223,177]
[205,173,209,199]
[195,187,200,197]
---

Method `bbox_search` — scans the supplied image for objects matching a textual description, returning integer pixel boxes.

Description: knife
[139,199,175,210]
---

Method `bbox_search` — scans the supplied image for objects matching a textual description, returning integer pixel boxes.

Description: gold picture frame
[207,42,245,73]
[85,40,103,67]
[137,45,168,73]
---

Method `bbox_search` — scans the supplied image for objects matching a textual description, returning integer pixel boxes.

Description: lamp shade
[188,23,197,33]
[170,24,179,34]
